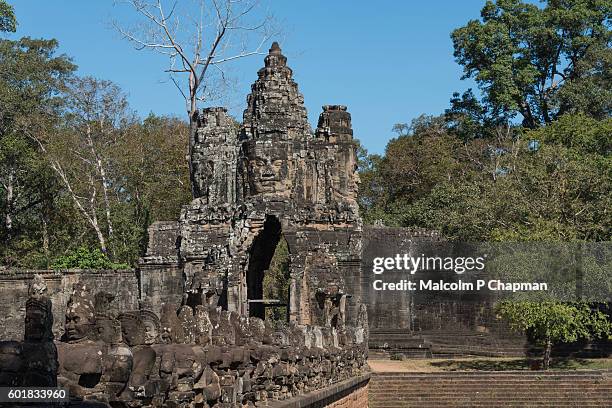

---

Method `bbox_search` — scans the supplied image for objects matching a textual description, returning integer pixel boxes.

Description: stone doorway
[246,215,290,323]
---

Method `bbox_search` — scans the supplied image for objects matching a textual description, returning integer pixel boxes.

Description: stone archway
[245,215,291,321]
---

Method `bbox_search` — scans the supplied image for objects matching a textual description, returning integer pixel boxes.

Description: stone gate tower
[140,43,365,334]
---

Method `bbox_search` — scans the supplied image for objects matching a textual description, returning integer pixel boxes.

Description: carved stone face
[65,310,92,342]
[95,317,121,344]
[270,330,289,346]
[143,321,158,345]
[117,311,150,347]
[0,341,22,385]
[65,282,95,343]
[160,328,172,344]
[104,345,133,384]
[199,278,221,310]
[248,317,265,343]
[120,321,145,347]
[244,140,293,196]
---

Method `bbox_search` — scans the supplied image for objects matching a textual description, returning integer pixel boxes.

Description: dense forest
[0,0,610,269]
[360,0,610,242]
[0,2,191,268]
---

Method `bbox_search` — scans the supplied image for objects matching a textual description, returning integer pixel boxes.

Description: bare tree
[29,130,110,253]
[27,77,133,255]
[113,0,275,194]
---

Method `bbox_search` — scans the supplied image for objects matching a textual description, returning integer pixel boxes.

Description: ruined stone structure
[0,43,368,407]
[141,42,364,335]
[3,41,571,407]
[361,228,525,357]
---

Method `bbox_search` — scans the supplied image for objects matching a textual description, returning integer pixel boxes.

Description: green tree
[116,114,191,223]
[111,114,191,264]
[0,0,16,33]
[31,77,134,255]
[0,6,189,267]
[50,246,130,270]
[497,301,612,369]
[32,79,191,265]
[0,37,76,265]
[452,0,611,128]
[263,236,290,326]
[445,88,508,141]
[359,113,610,242]
[355,140,384,222]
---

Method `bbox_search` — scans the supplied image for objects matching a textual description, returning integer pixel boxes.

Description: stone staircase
[368,371,612,407]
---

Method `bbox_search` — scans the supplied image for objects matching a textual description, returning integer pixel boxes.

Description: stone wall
[361,226,525,356]
[323,378,369,408]
[139,221,183,318]
[0,269,139,341]
[269,373,370,408]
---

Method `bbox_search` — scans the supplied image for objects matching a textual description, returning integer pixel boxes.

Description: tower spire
[242,42,310,140]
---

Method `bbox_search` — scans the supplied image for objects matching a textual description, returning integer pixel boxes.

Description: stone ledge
[259,372,371,408]
[0,269,136,280]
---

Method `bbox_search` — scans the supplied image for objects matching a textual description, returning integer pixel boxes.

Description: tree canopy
[497,301,611,369]
[361,1,611,242]
[0,11,190,267]
[451,0,611,127]
[0,0,16,33]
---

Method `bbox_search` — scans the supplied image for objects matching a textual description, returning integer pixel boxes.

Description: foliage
[0,37,76,266]
[36,76,137,254]
[0,0,16,33]
[263,236,290,326]
[0,29,190,267]
[529,113,611,154]
[36,84,191,266]
[496,301,612,368]
[359,112,611,242]
[451,0,611,127]
[445,88,507,141]
[117,114,191,223]
[50,246,130,270]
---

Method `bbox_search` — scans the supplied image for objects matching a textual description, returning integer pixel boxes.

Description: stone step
[369,390,612,395]
[371,379,612,382]
[368,371,612,408]
[370,379,612,384]
[370,404,610,408]
[369,397,612,402]
[370,392,612,397]
[370,402,611,405]
[371,371,610,377]
[370,398,612,403]
[370,386,612,391]
[371,376,611,381]
[370,384,612,390]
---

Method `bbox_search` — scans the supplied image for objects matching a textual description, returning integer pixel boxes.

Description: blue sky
[9,1,487,154]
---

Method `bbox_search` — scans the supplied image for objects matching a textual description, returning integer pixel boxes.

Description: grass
[368,357,612,373]
[430,357,612,371]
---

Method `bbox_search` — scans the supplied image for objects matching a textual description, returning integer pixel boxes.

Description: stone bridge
[3,42,599,407]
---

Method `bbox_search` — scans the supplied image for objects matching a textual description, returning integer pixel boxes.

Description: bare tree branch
[114,0,276,110]
[114,0,277,196]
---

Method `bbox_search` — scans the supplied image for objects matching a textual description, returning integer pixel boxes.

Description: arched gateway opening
[246,215,290,324]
